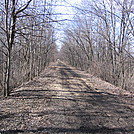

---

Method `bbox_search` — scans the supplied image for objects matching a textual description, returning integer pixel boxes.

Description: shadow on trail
[1,62,133,134]
[1,127,134,134]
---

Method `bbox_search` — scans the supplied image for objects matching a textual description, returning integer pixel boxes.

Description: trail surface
[0,62,134,134]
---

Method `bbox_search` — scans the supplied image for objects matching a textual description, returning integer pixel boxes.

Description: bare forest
[0,0,58,97]
[60,0,134,91]
[0,0,134,97]
[0,0,134,134]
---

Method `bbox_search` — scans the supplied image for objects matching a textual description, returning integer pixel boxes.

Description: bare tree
[0,0,58,97]
[60,0,134,90]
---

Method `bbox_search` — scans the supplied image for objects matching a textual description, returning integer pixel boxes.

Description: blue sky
[55,0,81,19]
[55,0,81,50]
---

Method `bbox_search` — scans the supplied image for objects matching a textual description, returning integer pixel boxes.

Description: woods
[0,0,133,97]
[0,0,57,96]
[60,0,134,91]
[0,0,134,133]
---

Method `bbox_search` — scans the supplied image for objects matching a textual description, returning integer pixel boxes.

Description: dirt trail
[0,62,134,134]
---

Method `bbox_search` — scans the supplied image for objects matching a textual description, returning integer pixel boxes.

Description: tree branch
[15,0,32,15]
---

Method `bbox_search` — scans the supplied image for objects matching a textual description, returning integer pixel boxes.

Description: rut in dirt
[0,62,134,134]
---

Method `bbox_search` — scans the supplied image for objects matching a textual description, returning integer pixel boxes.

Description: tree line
[0,0,58,97]
[60,0,134,90]
[0,0,133,97]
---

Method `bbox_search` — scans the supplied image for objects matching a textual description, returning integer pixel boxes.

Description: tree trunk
[4,49,11,97]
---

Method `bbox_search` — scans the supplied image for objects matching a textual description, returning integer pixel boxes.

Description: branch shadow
[1,63,134,134]
[0,127,134,134]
